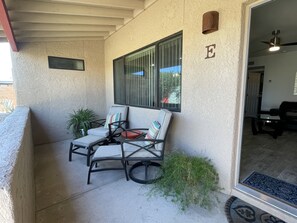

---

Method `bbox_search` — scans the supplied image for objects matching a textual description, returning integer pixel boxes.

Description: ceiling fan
[262,30,297,52]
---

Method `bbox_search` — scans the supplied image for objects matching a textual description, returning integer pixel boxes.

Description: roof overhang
[0,0,18,51]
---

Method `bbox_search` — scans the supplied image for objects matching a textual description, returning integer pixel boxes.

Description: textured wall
[11,41,106,145]
[105,0,243,193]
[250,51,297,110]
[0,107,34,223]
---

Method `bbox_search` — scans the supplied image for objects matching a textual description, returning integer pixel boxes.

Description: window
[114,32,182,111]
[48,56,85,71]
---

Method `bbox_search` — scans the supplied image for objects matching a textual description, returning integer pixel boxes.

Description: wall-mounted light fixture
[202,11,219,34]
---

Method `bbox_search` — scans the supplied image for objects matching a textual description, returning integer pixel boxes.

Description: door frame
[232,0,297,219]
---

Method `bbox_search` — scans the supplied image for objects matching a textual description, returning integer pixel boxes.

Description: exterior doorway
[235,0,297,219]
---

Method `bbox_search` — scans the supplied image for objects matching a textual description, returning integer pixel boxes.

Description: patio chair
[69,105,129,166]
[87,109,173,184]
[87,105,129,143]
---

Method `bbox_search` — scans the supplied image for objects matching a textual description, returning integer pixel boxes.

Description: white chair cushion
[72,135,105,147]
[93,145,122,159]
[109,106,128,121]
[155,109,172,150]
[87,127,109,137]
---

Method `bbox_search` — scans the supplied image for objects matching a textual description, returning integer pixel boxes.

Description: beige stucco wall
[105,1,297,221]
[0,107,35,223]
[105,0,243,193]
[11,40,106,145]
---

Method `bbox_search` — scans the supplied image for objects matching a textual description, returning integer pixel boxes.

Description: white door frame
[232,0,297,220]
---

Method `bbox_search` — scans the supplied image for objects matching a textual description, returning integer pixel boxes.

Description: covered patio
[0,0,297,222]
[35,139,228,222]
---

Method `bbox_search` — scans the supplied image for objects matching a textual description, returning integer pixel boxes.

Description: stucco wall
[11,40,106,145]
[250,51,297,110]
[0,107,35,223]
[105,0,244,193]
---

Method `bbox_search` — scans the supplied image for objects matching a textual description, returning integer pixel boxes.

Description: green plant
[149,152,220,210]
[0,99,14,113]
[67,108,96,138]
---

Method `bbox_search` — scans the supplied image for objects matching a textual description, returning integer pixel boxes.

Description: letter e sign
[205,44,216,59]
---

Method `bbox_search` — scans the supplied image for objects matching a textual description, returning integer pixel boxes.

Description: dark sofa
[279,101,297,131]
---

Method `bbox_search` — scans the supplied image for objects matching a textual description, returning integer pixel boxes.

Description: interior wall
[11,40,106,145]
[249,51,297,110]
[105,0,245,193]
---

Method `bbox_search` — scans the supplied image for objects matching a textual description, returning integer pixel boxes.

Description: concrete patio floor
[35,140,229,223]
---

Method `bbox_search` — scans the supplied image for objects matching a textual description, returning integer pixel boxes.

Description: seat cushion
[92,145,122,160]
[72,135,105,147]
[87,127,109,137]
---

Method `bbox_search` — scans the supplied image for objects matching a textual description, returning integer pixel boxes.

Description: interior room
[239,0,297,206]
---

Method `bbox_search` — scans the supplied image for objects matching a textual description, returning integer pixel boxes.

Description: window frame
[113,31,183,112]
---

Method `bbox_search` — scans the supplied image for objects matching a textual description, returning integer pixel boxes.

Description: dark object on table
[279,101,297,131]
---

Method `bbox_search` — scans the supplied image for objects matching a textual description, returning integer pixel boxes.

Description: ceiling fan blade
[280,42,297,46]
[261,41,271,45]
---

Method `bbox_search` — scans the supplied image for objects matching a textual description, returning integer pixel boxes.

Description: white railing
[0,107,35,223]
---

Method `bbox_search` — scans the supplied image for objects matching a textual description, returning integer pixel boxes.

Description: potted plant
[67,108,96,138]
[149,152,220,210]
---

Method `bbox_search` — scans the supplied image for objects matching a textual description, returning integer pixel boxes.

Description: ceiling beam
[16,36,104,42]
[15,30,109,38]
[8,1,133,18]
[0,0,18,51]
[12,22,116,32]
[40,0,145,10]
[9,12,124,26]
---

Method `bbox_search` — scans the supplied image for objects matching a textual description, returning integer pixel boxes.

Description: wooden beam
[8,1,133,18]
[9,12,124,25]
[15,30,109,38]
[0,0,18,51]
[41,0,145,9]
[16,36,104,42]
[12,22,116,32]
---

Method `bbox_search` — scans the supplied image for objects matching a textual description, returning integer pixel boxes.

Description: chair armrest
[122,138,164,145]
[90,119,106,128]
[121,138,165,159]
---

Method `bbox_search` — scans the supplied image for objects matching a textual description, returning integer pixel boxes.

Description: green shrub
[67,108,96,138]
[150,152,220,210]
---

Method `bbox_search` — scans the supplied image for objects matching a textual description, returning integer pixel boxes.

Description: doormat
[243,171,297,207]
[225,196,286,223]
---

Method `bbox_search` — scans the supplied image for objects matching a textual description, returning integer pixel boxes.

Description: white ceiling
[0,0,155,43]
[249,0,297,57]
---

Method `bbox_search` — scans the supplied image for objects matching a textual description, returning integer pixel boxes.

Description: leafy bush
[67,108,96,138]
[0,99,14,113]
[150,152,220,210]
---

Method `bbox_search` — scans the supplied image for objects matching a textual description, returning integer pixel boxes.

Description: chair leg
[87,160,95,184]
[87,146,91,166]
[69,142,73,162]
[122,160,129,181]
